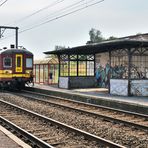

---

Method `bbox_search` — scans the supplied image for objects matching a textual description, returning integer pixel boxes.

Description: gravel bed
[0,103,100,148]
[29,93,148,126]
[0,92,148,148]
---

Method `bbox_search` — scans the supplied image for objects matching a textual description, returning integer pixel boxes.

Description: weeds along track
[0,91,148,148]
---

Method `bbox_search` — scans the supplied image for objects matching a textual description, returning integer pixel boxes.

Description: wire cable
[0,0,104,41]
[6,0,65,25]
[0,0,8,7]
[20,0,104,33]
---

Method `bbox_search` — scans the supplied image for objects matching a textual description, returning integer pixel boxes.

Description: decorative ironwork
[70,55,77,60]
[87,55,94,60]
[111,49,128,79]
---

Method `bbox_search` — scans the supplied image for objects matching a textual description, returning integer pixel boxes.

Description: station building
[44,34,148,97]
[33,57,58,85]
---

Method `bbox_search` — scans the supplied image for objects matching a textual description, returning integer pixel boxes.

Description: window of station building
[60,61,68,76]
[78,61,86,76]
[111,49,128,79]
[69,55,77,76]
[26,58,33,68]
[87,55,95,76]
[60,54,95,77]
[3,57,12,68]
[131,54,148,79]
[35,65,39,83]
[60,55,69,76]
[130,47,148,79]
[70,61,77,76]
[87,61,94,76]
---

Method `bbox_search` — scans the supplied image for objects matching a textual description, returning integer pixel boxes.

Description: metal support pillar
[108,51,111,94]
[15,27,19,48]
[128,48,131,96]
[0,26,19,48]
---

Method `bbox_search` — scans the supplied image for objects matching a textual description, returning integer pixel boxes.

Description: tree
[86,28,104,44]
[107,36,117,40]
[54,45,65,51]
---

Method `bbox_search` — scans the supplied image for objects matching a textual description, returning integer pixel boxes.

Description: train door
[15,54,23,73]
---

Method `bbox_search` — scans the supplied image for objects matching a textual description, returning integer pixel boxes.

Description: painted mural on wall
[95,53,127,88]
[95,53,110,88]
[95,63,127,88]
[96,62,110,88]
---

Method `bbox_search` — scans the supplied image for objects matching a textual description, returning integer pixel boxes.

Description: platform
[0,125,31,148]
[32,84,148,106]
[27,84,148,114]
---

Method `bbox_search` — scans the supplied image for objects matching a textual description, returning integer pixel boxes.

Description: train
[0,46,33,90]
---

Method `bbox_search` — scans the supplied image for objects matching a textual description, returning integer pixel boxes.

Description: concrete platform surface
[0,125,31,148]
[33,84,148,107]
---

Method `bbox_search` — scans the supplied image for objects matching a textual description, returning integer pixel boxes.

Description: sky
[0,0,148,60]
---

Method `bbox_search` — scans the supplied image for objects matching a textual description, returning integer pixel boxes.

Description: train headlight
[4,70,12,74]
[26,70,32,74]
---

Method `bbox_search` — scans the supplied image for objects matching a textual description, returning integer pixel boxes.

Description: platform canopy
[44,39,148,55]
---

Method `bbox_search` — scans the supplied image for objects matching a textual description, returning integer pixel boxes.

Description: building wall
[110,79,128,96]
[59,76,97,89]
[131,80,148,96]
[69,77,97,89]
[59,77,69,89]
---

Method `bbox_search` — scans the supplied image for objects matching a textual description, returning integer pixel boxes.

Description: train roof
[0,48,33,55]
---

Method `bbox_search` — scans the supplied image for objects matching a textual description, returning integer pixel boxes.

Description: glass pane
[70,61,77,76]
[44,65,48,84]
[17,57,21,67]
[3,57,12,67]
[60,61,68,76]
[70,55,77,60]
[78,55,87,60]
[36,65,39,83]
[26,58,33,68]
[40,65,44,82]
[78,61,86,76]
[87,61,94,76]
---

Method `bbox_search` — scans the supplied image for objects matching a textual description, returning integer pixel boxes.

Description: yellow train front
[0,47,33,90]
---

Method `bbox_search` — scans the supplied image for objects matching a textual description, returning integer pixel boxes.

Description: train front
[0,47,33,89]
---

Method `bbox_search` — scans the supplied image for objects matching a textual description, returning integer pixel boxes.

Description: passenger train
[0,46,33,89]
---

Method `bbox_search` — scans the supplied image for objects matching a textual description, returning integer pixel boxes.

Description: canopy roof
[34,57,58,64]
[44,39,148,55]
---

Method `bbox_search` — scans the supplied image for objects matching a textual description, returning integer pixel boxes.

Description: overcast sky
[0,0,148,60]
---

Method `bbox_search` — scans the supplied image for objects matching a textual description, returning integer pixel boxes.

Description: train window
[3,57,12,68]
[17,57,21,67]
[26,58,33,68]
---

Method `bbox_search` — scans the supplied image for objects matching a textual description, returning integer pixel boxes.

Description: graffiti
[96,63,110,88]
[111,65,127,79]
[96,63,127,88]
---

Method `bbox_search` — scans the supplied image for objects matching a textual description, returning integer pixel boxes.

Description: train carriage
[0,47,33,89]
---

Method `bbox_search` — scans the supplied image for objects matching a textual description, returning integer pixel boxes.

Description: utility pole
[0,26,19,48]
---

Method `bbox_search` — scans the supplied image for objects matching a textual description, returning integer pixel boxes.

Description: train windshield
[3,57,12,68]
[26,58,33,68]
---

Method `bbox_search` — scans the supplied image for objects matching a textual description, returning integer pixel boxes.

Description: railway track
[0,91,148,147]
[0,99,124,148]
[19,90,148,131]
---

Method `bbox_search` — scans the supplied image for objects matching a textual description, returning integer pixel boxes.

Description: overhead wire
[19,0,104,33]
[0,0,8,7]
[5,0,65,26]
[0,0,104,41]
[18,0,86,30]
[0,0,65,41]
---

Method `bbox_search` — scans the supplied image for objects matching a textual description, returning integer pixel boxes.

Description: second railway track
[0,91,148,147]
[0,99,123,148]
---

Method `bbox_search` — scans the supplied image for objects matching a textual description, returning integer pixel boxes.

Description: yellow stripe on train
[0,74,31,78]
